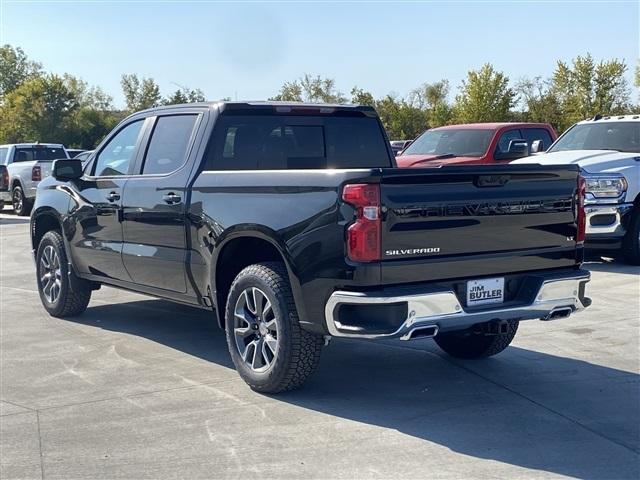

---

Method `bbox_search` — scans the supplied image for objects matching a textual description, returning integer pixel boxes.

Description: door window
[496,129,523,154]
[521,128,553,151]
[93,120,144,176]
[142,115,198,175]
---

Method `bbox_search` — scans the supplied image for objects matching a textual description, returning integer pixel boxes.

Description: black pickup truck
[31,102,591,392]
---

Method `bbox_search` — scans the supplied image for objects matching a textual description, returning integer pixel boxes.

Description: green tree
[121,74,162,112]
[453,64,516,123]
[375,95,428,139]
[0,72,119,148]
[551,54,630,130]
[350,86,375,106]
[271,74,346,103]
[164,86,206,105]
[0,74,76,143]
[0,45,42,98]
[517,76,563,129]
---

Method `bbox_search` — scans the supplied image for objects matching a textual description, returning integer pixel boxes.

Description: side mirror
[530,139,544,153]
[52,159,83,180]
[500,139,529,160]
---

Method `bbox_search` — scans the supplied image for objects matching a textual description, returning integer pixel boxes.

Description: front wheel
[36,230,91,317]
[435,320,519,359]
[225,262,323,393]
[12,185,32,216]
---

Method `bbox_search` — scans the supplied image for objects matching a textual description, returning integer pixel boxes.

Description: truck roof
[576,114,640,124]
[431,122,553,131]
[135,101,378,116]
[0,143,65,148]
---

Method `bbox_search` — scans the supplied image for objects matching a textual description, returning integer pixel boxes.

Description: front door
[70,119,146,281]
[121,112,203,293]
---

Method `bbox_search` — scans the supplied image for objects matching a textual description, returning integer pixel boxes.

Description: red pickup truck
[396,123,557,167]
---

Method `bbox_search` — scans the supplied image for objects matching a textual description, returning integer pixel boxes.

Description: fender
[208,225,307,329]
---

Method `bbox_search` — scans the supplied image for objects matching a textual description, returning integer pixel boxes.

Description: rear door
[121,110,205,292]
[379,165,580,284]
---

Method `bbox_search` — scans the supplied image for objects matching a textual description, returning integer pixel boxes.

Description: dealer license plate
[466,277,505,307]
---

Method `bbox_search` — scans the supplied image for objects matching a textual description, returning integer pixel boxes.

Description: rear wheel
[36,230,91,317]
[435,320,519,359]
[12,185,32,216]
[225,262,323,393]
[622,207,640,265]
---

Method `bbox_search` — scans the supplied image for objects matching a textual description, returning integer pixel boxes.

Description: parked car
[0,165,9,210]
[390,139,412,156]
[514,115,640,264]
[73,150,94,166]
[31,102,590,392]
[396,123,557,167]
[0,143,69,215]
[65,148,87,158]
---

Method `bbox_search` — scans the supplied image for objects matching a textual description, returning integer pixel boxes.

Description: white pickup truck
[0,143,69,216]
[515,115,639,264]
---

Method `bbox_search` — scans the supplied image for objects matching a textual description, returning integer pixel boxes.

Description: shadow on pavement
[0,216,31,225]
[66,298,640,478]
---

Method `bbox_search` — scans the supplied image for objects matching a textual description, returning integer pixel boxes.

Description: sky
[1,0,638,109]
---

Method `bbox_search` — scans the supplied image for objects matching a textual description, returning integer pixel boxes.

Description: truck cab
[396,123,557,167]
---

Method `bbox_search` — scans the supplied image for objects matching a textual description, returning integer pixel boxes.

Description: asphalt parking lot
[1,212,639,480]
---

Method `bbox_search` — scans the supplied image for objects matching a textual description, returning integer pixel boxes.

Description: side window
[0,148,7,165]
[522,128,553,151]
[142,115,198,175]
[93,120,144,177]
[496,129,523,154]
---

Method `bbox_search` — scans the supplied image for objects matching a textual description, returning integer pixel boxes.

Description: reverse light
[576,175,586,244]
[32,165,42,182]
[342,183,381,262]
[583,174,627,202]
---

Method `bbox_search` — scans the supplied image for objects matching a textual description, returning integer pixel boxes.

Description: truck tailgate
[380,165,580,284]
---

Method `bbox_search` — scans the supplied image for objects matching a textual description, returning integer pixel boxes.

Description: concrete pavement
[1,216,639,479]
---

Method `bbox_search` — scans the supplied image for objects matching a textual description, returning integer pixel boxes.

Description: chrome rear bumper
[325,271,591,340]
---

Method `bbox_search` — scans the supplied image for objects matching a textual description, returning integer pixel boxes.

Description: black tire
[36,230,91,317]
[435,320,519,359]
[622,207,640,265]
[12,185,32,216]
[225,262,323,393]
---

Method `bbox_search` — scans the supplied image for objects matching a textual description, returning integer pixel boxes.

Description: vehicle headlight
[583,174,627,201]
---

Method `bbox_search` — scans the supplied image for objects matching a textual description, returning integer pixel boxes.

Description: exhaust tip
[542,307,573,321]
[400,325,439,341]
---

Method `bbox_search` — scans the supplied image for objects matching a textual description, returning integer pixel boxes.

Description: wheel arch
[211,229,302,330]
[31,208,64,252]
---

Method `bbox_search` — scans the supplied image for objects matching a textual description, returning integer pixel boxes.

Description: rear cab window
[0,148,8,165]
[13,146,67,162]
[206,114,391,170]
[521,128,553,151]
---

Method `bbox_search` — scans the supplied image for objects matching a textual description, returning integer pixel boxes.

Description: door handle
[162,192,182,205]
[106,191,120,202]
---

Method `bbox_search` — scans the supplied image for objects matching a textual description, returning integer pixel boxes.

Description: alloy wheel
[39,245,62,303]
[12,189,23,213]
[233,287,279,372]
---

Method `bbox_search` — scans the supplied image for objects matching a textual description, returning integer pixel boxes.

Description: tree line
[1,44,637,148]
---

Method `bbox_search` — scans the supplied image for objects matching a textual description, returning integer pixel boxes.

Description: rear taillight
[0,168,8,190]
[32,166,41,182]
[342,183,381,262]
[576,175,586,244]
